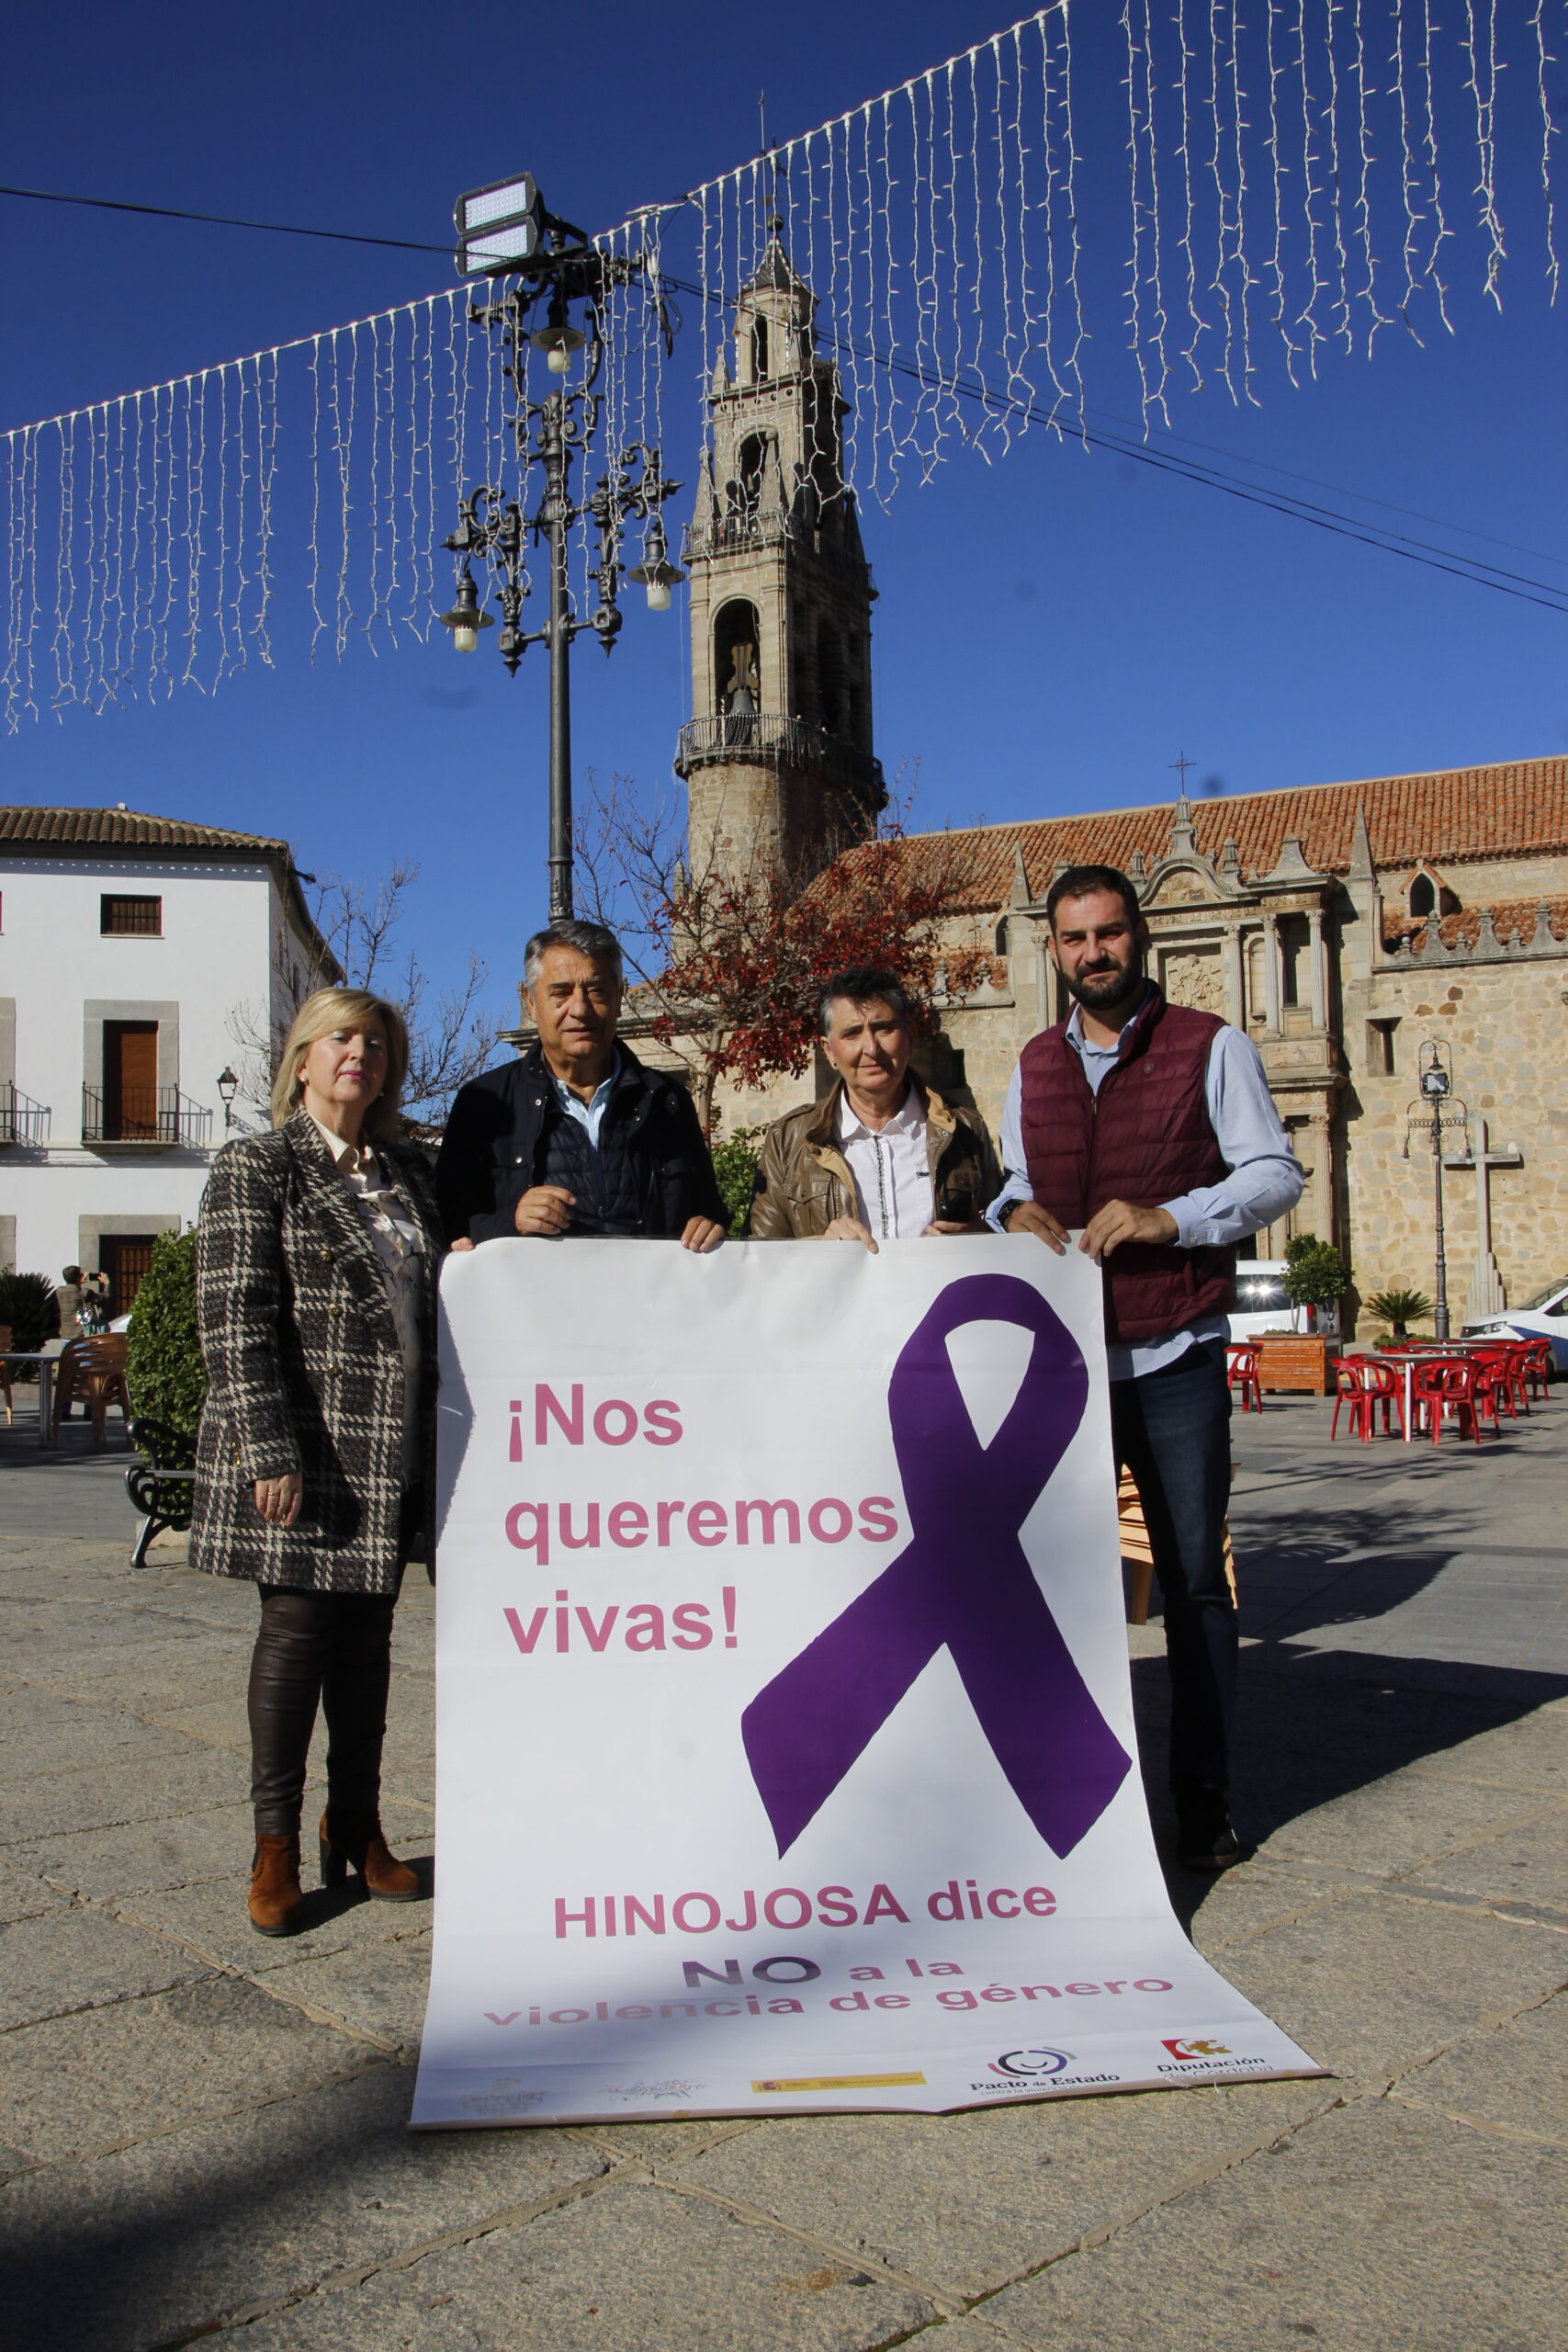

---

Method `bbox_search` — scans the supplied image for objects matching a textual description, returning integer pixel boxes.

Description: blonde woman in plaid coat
[192,987,444,1936]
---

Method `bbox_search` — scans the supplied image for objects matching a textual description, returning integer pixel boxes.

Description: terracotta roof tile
[843,757,1568,913]
[0,805,292,855]
[1385,894,1568,953]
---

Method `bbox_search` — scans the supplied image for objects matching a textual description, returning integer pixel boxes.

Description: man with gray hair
[436,919,726,1250]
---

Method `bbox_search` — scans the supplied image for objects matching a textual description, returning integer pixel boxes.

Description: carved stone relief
[1145,867,1220,906]
[1160,944,1224,1013]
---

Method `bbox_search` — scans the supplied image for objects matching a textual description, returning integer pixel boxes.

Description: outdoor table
[1376,1345,1491,1443]
[0,1353,57,1452]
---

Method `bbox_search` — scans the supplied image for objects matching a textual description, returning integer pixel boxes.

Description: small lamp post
[217,1066,239,1130]
[437,176,682,922]
[1403,1040,1468,1341]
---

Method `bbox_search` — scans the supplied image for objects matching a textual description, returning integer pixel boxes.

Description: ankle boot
[249,1831,305,1936]
[319,1807,423,1901]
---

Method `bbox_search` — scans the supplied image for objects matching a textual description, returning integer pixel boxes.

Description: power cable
[0,181,451,255]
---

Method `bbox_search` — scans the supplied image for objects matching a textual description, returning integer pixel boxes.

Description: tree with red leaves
[574,774,987,1133]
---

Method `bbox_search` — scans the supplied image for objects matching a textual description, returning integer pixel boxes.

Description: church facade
[651,236,1568,1327]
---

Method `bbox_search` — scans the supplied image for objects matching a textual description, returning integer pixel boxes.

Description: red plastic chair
[1470,1348,1520,1423]
[1519,1340,1553,1403]
[1409,1356,1483,1445]
[1355,1354,1404,1438]
[1504,1343,1536,1415]
[1329,1356,1372,1441]
[1225,1340,1263,1413]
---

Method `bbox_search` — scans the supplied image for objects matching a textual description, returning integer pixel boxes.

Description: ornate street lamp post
[436,180,682,921]
[1403,1040,1469,1341]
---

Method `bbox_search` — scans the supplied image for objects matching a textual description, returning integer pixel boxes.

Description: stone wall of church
[1340,956,1568,1321]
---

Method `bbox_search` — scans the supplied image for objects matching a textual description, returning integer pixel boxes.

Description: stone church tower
[674,220,885,885]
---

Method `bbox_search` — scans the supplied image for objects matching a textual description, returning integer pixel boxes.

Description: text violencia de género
[483,1977,1178,2028]
[502,1385,898,1566]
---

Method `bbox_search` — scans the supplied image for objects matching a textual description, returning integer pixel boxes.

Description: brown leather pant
[248,1588,397,1835]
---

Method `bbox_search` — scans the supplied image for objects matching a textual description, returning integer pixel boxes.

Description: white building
[0,806,334,1312]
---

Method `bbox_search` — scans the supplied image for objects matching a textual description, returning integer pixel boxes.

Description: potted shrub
[1283,1234,1348,1338]
[125,1230,206,1439]
[710,1125,763,1238]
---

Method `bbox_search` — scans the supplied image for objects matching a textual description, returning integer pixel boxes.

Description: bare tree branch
[573,763,987,1134]
[227,864,502,1131]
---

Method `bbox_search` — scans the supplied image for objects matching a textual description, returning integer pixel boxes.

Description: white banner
[412,1238,1319,2128]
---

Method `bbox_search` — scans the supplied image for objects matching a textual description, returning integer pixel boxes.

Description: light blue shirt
[551,1049,623,1150]
[986,994,1304,1381]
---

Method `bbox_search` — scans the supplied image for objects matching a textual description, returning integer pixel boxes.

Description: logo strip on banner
[752,2072,927,2093]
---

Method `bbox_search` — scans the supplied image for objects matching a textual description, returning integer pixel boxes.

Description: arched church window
[736,434,767,521]
[1408,873,1436,918]
[752,317,770,379]
[714,600,761,727]
[1246,933,1267,1022]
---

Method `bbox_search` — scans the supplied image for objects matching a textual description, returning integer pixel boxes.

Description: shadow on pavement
[1132,1645,1568,1930]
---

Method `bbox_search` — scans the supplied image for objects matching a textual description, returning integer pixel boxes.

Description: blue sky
[4,0,1566,1032]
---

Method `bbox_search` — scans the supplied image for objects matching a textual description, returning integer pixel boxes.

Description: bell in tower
[674,217,885,888]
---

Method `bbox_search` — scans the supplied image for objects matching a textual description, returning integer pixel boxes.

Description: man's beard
[1062,953,1145,1014]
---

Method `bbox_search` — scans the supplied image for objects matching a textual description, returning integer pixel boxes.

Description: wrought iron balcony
[674,712,886,805]
[0,1082,51,1147]
[680,509,875,594]
[82,1085,213,1149]
[682,508,798,562]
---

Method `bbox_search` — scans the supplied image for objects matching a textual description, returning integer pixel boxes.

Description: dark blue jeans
[1110,1336,1236,1795]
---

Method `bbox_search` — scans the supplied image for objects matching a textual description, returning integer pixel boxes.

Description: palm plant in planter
[1363,1286,1434,1340]
[0,1268,60,1360]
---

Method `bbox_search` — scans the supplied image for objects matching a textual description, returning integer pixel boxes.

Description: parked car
[1464,1277,1568,1373]
[1228,1261,1305,1341]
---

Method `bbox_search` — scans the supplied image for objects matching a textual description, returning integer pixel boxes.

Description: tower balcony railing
[680,510,875,593]
[82,1085,213,1149]
[674,712,886,805]
[682,508,797,562]
[0,1082,51,1147]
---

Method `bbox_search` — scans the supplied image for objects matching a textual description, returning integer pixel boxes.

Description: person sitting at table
[54,1267,85,1343]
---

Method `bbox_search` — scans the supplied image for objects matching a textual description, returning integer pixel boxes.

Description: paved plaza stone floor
[2,1381,1565,2350]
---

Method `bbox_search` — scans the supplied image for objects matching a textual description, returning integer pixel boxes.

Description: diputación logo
[988,2047,1074,2078]
[1160,2037,1231,2061]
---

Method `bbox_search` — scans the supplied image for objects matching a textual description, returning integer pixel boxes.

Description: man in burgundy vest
[988,865,1303,1869]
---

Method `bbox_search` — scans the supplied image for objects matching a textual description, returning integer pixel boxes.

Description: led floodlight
[456,174,545,278]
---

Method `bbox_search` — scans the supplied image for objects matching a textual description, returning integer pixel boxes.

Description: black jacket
[436,1042,726,1244]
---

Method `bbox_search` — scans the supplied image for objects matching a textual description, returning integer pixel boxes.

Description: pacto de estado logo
[987,2047,1074,2078]
[1161,2037,1232,2061]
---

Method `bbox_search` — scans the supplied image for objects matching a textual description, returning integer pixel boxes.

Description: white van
[1227,1260,1310,1341]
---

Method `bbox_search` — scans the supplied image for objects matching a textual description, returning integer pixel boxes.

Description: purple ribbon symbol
[742,1272,1131,1859]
